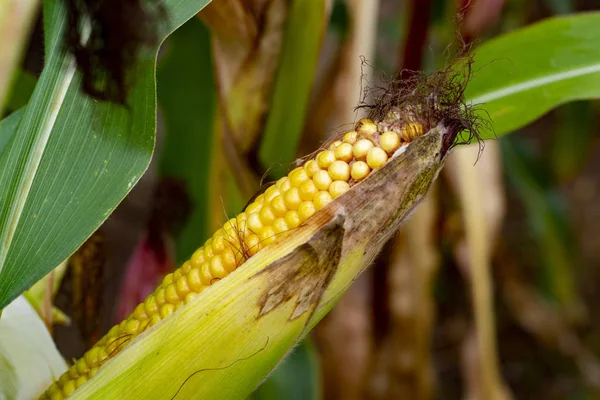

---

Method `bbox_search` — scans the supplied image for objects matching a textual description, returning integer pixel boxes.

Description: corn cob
[39,116,426,399]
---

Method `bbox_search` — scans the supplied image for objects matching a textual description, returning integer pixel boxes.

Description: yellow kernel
[222,248,237,271]
[245,202,262,214]
[367,147,389,169]
[245,233,261,256]
[299,180,318,201]
[212,234,227,254]
[173,269,182,281]
[199,262,212,285]
[356,118,377,137]
[187,268,203,291]
[180,261,192,275]
[380,131,401,154]
[254,193,265,203]
[273,217,289,234]
[276,176,288,188]
[184,292,198,305]
[313,170,332,191]
[203,244,214,259]
[76,357,89,375]
[190,247,205,266]
[160,303,175,319]
[343,131,359,144]
[67,365,79,379]
[279,178,291,192]
[284,210,301,228]
[351,161,371,181]
[176,276,190,298]
[155,287,166,305]
[284,187,302,210]
[259,226,276,246]
[47,382,59,395]
[317,150,336,169]
[329,140,343,150]
[334,143,354,163]
[304,160,321,177]
[75,375,87,388]
[247,212,263,234]
[59,371,71,387]
[89,367,99,377]
[149,315,161,327]
[314,191,333,210]
[353,139,374,160]
[162,273,173,286]
[210,255,228,279]
[50,390,64,400]
[289,168,309,187]
[224,218,238,236]
[236,212,247,224]
[270,195,287,217]
[264,186,280,202]
[125,319,140,335]
[98,348,108,363]
[144,296,158,316]
[133,303,147,321]
[298,201,316,222]
[329,180,350,198]
[328,160,350,181]
[259,205,276,226]
[84,347,100,367]
[63,381,77,396]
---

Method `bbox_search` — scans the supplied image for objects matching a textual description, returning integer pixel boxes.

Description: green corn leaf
[0,0,213,309]
[465,12,600,137]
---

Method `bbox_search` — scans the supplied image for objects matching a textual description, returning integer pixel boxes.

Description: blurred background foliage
[3,0,600,399]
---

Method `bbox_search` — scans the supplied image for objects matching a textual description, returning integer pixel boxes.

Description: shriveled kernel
[367,147,389,169]
[190,247,205,266]
[356,118,377,137]
[298,201,316,221]
[155,287,166,305]
[199,262,212,285]
[299,180,318,201]
[63,381,77,396]
[259,226,277,246]
[284,187,302,210]
[343,130,359,144]
[328,160,350,181]
[125,319,140,335]
[273,217,288,233]
[270,195,287,217]
[289,168,309,187]
[334,142,354,163]
[313,170,332,191]
[351,161,371,181]
[314,191,333,210]
[259,205,276,226]
[247,212,263,234]
[186,268,203,291]
[144,296,159,316]
[353,139,374,160]
[176,276,190,298]
[317,150,336,169]
[329,180,350,198]
[400,121,423,141]
[284,211,301,228]
[210,255,228,279]
[160,303,175,318]
[304,160,321,177]
[380,131,401,154]
[329,140,343,150]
